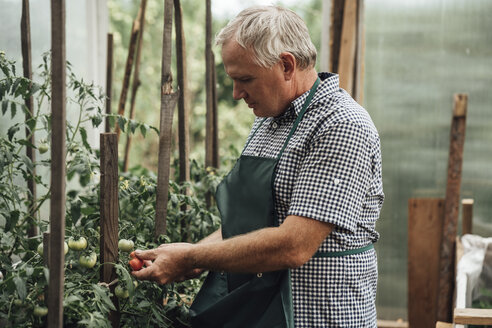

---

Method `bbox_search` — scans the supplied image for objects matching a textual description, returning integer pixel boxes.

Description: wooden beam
[21,0,38,238]
[408,198,445,328]
[461,198,473,235]
[99,133,120,327]
[123,0,148,171]
[435,322,453,328]
[377,319,408,328]
[454,308,492,325]
[155,0,179,238]
[105,33,113,133]
[338,0,358,95]
[49,0,66,326]
[437,94,468,322]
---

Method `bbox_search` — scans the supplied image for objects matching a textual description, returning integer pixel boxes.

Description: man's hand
[131,243,201,284]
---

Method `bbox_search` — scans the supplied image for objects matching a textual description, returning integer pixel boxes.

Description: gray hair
[215,6,317,70]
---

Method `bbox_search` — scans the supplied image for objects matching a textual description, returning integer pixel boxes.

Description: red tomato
[129,257,143,271]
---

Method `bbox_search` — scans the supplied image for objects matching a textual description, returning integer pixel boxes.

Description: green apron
[189,78,372,327]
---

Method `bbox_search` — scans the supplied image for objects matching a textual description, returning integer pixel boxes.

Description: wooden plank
[408,198,445,328]
[461,198,473,235]
[99,133,120,327]
[21,0,38,238]
[49,0,66,326]
[155,0,179,238]
[337,0,358,95]
[329,0,345,73]
[123,0,148,171]
[454,308,492,325]
[377,319,408,328]
[437,94,468,322]
[435,322,453,328]
[105,33,113,133]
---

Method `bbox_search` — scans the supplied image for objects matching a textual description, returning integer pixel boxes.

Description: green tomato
[68,237,87,251]
[114,285,129,299]
[118,239,134,252]
[79,252,97,268]
[13,299,23,306]
[38,144,49,154]
[33,306,48,317]
[37,243,44,256]
[64,242,69,255]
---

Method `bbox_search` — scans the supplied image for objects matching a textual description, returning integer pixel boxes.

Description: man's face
[221,41,292,118]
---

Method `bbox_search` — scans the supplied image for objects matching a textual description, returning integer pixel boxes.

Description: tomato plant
[0,51,223,327]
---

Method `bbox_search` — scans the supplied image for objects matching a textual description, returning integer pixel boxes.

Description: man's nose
[232,83,246,100]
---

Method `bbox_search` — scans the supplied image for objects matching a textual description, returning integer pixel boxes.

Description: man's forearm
[197,228,222,244]
[187,216,333,274]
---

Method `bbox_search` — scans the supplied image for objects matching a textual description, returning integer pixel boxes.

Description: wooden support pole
[21,0,38,238]
[114,7,142,140]
[174,0,191,241]
[353,0,365,103]
[123,0,148,172]
[408,198,445,328]
[461,198,473,235]
[212,52,219,168]
[437,94,468,322]
[43,232,50,267]
[49,0,66,326]
[329,0,344,73]
[205,0,214,170]
[338,0,357,95]
[105,33,113,133]
[155,0,179,239]
[100,133,120,327]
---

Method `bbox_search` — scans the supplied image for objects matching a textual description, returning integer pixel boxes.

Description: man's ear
[279,52,296,81]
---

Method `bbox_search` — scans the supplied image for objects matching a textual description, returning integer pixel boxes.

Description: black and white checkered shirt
[242,72,384,327]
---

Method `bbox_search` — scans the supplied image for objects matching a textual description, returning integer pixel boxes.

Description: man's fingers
[134,249,156,260]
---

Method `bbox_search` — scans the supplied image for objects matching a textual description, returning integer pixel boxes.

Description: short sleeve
[287,121,374,233]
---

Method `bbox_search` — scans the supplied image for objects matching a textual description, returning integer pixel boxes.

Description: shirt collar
[289,72,339,117]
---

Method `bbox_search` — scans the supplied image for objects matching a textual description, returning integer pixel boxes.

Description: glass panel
[365,0,492,319]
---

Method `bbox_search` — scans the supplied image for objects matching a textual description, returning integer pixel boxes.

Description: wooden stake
[105,33,113,133]
[21,0,38,238]
[353,0,365,103]
[461,198,473,235]
[338,0,357,95]
[205,0,214,170]
[329,0,345,73]
[408,198,445,328]
[212,51,219,168]
[437,93,468,322]
[155,0,179,239]
[123,0,148,171]
[174,0,191,240]
[114,6,142,140]
[100,133,120,327]
[49,0,66,326]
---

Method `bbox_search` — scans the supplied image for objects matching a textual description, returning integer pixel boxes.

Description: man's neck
[293,68,319,99]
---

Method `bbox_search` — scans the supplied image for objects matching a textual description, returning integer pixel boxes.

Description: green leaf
[92,284,116,311]
[7,124,19,141]
[1,100,8,115]
[140,124,147,137]
[117,116,126,132]
[91,114,103,128]
[129,120,138,134]
[5,210,20,232]
[10,101,16,118]
[13,276,27,300]
[79,127,91,150]
[17,139,36,148]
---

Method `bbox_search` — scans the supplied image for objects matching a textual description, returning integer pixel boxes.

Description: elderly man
[133,5,384,327]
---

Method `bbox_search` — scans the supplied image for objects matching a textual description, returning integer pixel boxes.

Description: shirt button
[272,122,278,129]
